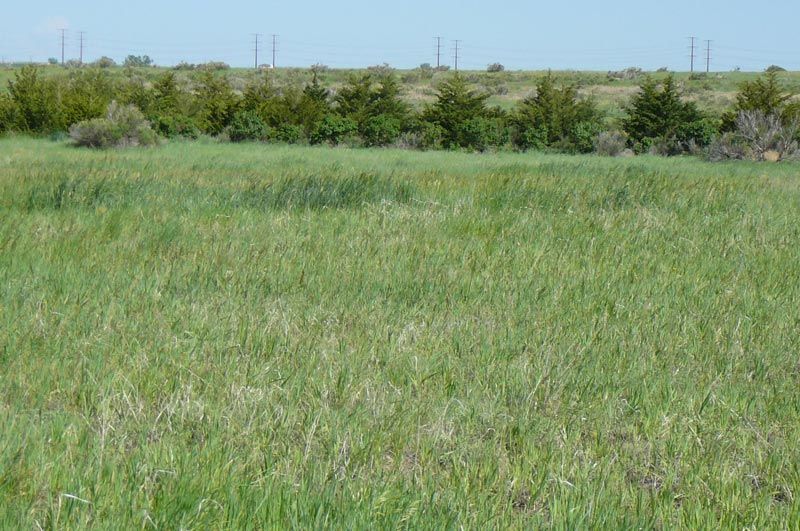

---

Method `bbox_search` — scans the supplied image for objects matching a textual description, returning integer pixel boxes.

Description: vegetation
[68,101,158,148]
[621,75,714,154]
[511,73,602,153]
[1,138,800,527]
[0,65,799,160]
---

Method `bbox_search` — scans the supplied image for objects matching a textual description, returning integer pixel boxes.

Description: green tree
[334,72,410,141]
[193,72,239,135]
[423,74,492,149]
[56,69,116,129]
[511,73,602,152]
[722,71,800,133]
[6,66,57,133]
[622,75,713,154]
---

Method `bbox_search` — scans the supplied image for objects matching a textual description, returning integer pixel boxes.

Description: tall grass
[1,138,799,528]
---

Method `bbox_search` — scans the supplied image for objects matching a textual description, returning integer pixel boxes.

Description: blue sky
[1,0,798,71]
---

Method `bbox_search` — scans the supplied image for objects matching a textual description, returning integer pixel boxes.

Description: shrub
[310,115,357,145]
[735,110,799,161]
[458,116,505,151]
[487,63,505,73]
[69,101,158,148]
[411,121,446,150]
[228,110,270,142]
[423,74,491,149]
[707,132,748,161]
[608,67,643,81]
[200,61,230,71]
[622,75,712,154]
[93,56,116,68]
[57,69,116,129]
[6,66,58,133]
[154,114,200,139]
[193,72,239,135]
[766,65,786,73]
[722,71,800,136]
[363,114,401,147]
[123,55,153,68]
[593,131,628,156]
[274,124,304,144]
[334,72,410,143]
[0,94,16,133]
[511,73,603,153]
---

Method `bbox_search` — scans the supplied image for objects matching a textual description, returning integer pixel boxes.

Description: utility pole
[252,33,262,70]
[688,36,696,74]
[705,40,712,73]
[60,29,66,66]
[435,36,441,68]
[272,34,278,68]
[453,39,461,71]
[79,31,85,65]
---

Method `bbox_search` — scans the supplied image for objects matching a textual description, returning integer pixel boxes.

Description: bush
[622,74,712,154]
[194,72,239,135]
[7,66,58,133]
[154,114,200,139]
[766,65,786,73]
[458,116,506,151]
[410,121,446,150]
[93,56,116,68]
[487,63,505,73]
[200,61,230,71]
[69,101,158,148]
[274,124,304,144]
[423,74,491,149]
[310,115,357,145]
[228,110,270,142]
[734,110,798,161]
[363,114,401,146]
[707,132,748,161]
[334,73,410,140]
[593,131,628,156]
[123,55,153,68]
[0,94,16,134]
[722,71,799,136]
[48,58,59,65]
[511,73,603,153]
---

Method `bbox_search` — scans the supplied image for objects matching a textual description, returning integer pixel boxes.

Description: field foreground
[1,138,800,528]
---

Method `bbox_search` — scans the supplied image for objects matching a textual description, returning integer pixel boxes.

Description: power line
[453,39,460,71]
[689,36,696,73]
[272,34,278,68]
[435,36,441,68]
[705,40,712,73]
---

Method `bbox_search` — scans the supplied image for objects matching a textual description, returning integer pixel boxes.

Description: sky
[1,0,799,71]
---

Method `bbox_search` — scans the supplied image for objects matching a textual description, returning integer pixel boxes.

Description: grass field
[1,137,800,528]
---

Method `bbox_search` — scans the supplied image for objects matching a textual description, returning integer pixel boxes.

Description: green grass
[1,137,800,528]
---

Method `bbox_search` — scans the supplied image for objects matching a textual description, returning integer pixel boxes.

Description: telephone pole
[79,31,85,65]
[252,33,262,70]
[272,34,278,68]
[59,29,66,66]
[435,36,441,68]
[453,39,461,71]
[705,40,712,73]
[688,36,696,74]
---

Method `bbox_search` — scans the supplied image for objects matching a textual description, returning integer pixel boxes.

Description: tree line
[0,66,798,160]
